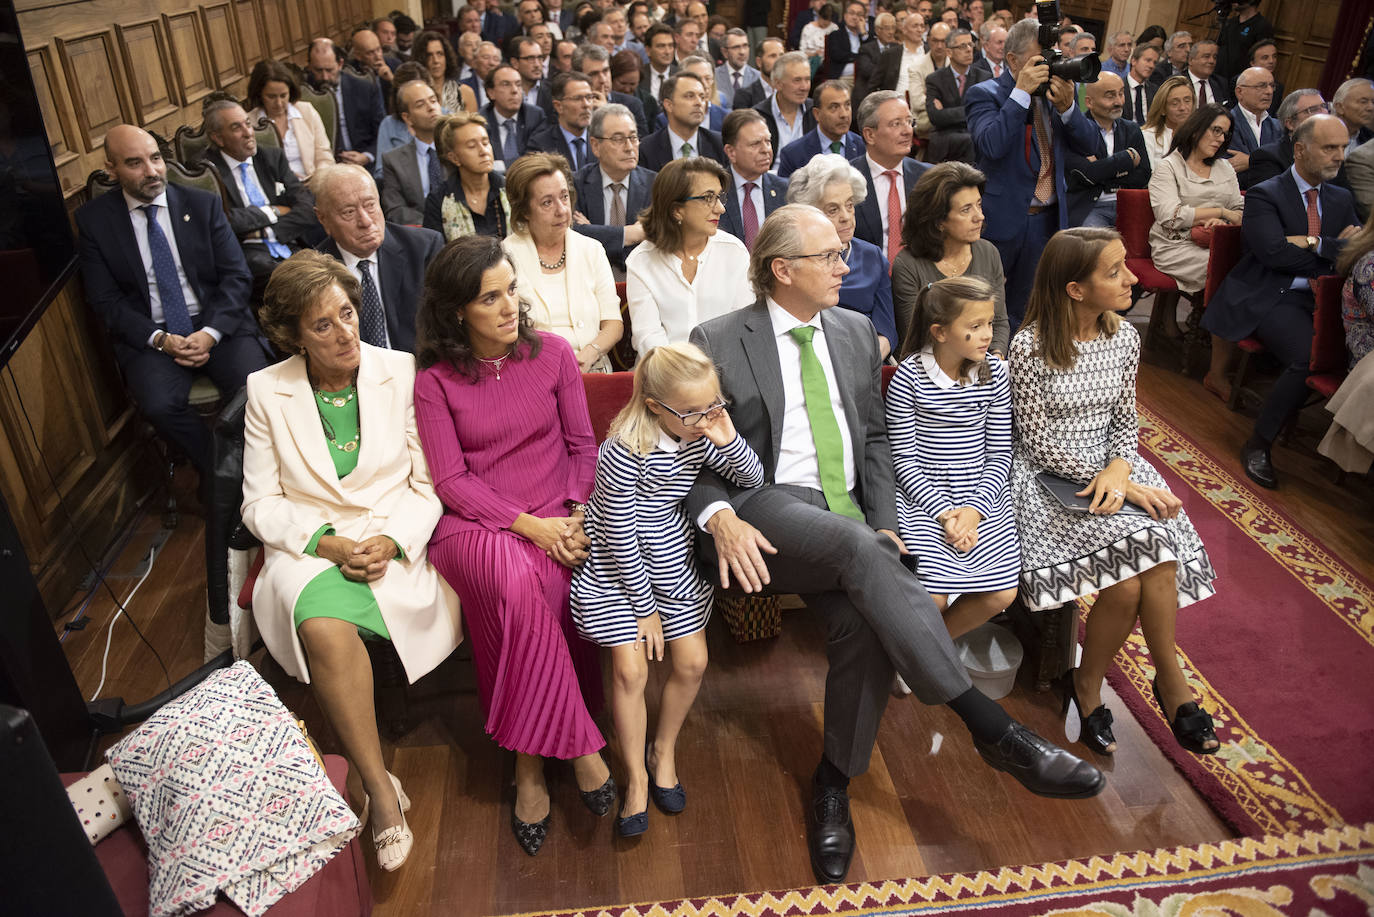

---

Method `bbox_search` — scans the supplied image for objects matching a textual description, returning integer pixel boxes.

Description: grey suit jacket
[1344,136,1374,222]
[686,300,898,532]
[380,140,426,225]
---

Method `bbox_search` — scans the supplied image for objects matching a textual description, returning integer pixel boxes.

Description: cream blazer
[250,103,334,179]
[503,229,621,352]
[241,345,461,684]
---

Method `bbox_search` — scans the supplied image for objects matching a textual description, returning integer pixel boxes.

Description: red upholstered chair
[609,281,636,371]
[1194,223,1246,380]
[1307,275,1348,399]
[581,371,635,443]
[1116,188,1182,355]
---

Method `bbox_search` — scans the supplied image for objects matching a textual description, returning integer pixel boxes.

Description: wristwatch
[1307,236,1319,251]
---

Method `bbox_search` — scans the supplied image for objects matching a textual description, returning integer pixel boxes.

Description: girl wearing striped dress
[887,276,1021,640]
[572,343,763,838]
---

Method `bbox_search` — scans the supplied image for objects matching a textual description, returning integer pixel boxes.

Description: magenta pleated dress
[414,332,605,759]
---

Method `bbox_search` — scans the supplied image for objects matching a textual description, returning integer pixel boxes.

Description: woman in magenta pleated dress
[413,234,615,857]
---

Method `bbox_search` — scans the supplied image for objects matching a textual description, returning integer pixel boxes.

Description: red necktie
[1305,188,1321,237]
[884,169,903,264]
[1197,79,1207,106]
[742,181,760,251]
[956,71,965,95]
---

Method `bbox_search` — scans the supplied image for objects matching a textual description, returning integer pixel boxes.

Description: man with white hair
[1149,30,1191,87]
[979,22,1008,80]
[1101,29,1133,80]
[315,164,443,353]
[1331,78,1374,156]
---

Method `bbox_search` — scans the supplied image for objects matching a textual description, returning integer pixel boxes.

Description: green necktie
[830,139,843,154]
[681,141,694,158]
[788,326,864,521]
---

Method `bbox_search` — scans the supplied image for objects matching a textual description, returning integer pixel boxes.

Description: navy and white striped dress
[572,430,764,646]
[886,349,1021,594]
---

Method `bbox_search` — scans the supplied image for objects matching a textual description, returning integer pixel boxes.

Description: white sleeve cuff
[260,205,278,223]
[696,501,733,531]
[201,326,223,344]
[1009,87,1031,109]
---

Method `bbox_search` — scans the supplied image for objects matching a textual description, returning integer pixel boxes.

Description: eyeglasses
[596,132,639,145]
[517,53,548,61]
[1295,101,1330,118]
[786,249,846,269]
[656,399,728,426]
[1206,125,1230,137]
[681,191,723,206]
[948,41,974,50]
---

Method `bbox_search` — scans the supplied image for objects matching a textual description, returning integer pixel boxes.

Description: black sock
[947,687,1013,745]
[1245,432,1270,451]
[814,755,849,790]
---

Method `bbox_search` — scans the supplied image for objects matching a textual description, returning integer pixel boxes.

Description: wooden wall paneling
[25,43,84,197]
[114,19,181,127]
[53,28,132,154]
[163,10,216,108]
[235,0,267,74]
[257,0,293,58]
[299,0,321,42]
[282,0,307,51]
[1272,0,1339,93]
[201,2,246,89]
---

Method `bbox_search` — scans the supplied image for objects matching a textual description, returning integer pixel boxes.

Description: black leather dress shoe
[808,779,855,884]
[1241,443,1278,489]
[973,722,1106,799]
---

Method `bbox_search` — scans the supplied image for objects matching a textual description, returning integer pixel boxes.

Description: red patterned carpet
[1100,401,1374,837]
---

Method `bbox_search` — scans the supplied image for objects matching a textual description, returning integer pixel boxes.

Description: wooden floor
[55,329,1372,916]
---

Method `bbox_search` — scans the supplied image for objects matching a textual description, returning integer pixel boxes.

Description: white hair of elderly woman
[784,153,868,208]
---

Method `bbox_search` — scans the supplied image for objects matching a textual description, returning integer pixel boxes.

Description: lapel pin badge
[183,213,190,221]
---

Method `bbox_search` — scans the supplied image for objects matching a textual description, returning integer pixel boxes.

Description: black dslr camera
[1032,0,1100,96]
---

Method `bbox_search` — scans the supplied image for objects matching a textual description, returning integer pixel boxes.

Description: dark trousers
[122,333,269,476]
[697,485,972,777]
[242,244,293,303]
[992,209,1057,330]
[1251,287,1315,443]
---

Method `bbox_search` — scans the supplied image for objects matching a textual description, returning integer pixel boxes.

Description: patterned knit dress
[1008,321,1216,611]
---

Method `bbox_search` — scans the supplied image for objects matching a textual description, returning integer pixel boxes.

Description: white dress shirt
[624,231,753,353]
[123,190,218,344]
[337,245,392,348]
[280,104,306,177]
[219,150,284,248]
[865,154,906,254]
[668,125,701,159]
[1098,122,1118,204]
[649,65,672,99]
[771,96,808,159]
[894,46,925,96]
[1187,70,1213,105]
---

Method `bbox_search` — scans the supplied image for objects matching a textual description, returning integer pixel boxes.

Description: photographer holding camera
[967,7,1100,327]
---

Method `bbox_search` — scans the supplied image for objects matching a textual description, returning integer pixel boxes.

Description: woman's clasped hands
[513,513,591,568]
[939,506,982,553]
[317,534,400,583]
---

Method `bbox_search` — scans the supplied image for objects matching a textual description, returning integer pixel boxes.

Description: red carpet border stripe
[500,823,1374,917]
[1135,404,1374,648]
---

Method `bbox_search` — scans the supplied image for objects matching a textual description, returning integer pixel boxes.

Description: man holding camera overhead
[967,13,1100,328]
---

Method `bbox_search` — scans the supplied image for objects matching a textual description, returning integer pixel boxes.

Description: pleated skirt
[429,528,605,759]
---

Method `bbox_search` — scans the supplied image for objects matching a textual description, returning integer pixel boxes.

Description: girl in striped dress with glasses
[572,342,763,838]
[886,276,1021,641]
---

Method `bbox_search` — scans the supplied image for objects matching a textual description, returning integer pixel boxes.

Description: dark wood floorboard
[56,344,1372,915]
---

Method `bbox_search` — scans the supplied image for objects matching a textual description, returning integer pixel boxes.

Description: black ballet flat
[615,807,649,837]
[579,774,618,817]
[646,747,686,814]
[1057,668,1116,755]
[510,809,550,856]
[1152,677,1220,756]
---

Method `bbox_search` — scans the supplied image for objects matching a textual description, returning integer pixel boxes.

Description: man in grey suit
[687,204,1104,886]
[1344,136,1374,220]
[715,28,759,108]
[573,104,655,276]
[380,79,445,225]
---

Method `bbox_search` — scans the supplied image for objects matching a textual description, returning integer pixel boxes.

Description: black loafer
[808,779,855,884]
[616,807,649,837]
[973,722,1106,799]
[1241,443,1278,489]
[579,774,618,817]
[511,810,550,856]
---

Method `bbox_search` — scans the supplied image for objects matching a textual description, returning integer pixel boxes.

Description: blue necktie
[425,143,443,194]
[140,205,194,336]
[238,162,292,259]
[571,137,585,170]
[502,120,519,163]
[357,260,387,347]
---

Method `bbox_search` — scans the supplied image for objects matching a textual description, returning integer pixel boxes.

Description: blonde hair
[609,343,721,456]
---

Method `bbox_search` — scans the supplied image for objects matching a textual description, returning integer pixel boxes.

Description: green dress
[292,385,392,641]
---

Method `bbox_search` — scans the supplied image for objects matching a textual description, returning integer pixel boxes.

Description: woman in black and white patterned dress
[1009,228,1219,760]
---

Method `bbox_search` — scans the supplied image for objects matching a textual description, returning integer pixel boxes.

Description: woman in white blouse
[502,152,624,371]
[1141,75,1195,168]
[246,60,332,181]
[800,4,839,66]
[625,157,754,356]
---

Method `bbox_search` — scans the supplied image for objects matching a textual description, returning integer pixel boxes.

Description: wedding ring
[1112,489,1124,498]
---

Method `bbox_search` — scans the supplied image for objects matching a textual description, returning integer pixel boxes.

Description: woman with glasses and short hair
[1147,103,1244,299]
[625,157,754,356]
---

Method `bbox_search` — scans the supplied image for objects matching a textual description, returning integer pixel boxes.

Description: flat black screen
[0,1,78,367]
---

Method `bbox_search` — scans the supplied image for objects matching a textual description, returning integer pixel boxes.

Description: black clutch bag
[1036,472,1152,517]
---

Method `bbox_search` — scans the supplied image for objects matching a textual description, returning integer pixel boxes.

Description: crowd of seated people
[72,0,1370,894]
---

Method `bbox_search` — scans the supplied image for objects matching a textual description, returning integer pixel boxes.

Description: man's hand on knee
[877,528,908,555]
[705,509,777,593]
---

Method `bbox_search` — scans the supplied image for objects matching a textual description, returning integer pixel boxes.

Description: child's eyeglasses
[657,399,728,426]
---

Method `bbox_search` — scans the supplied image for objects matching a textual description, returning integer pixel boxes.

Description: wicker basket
[715,590,783,642]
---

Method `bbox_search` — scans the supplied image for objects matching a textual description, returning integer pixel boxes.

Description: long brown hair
[1337,218,1374,277]
[898,275,995,384]
[1019,227,1123,371]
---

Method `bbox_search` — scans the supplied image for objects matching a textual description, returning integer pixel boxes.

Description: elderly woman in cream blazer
[501,152,623,371]
[241,251,460,875]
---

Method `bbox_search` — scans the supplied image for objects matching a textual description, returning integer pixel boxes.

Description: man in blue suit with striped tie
[966,19,1100,327]
[1226,66,1281,178]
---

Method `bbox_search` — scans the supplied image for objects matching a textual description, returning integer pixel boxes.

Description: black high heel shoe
[1152,678,1219,755]
[1057,668,1116,755]
[510,809,550,856]
[579,773,618,817]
